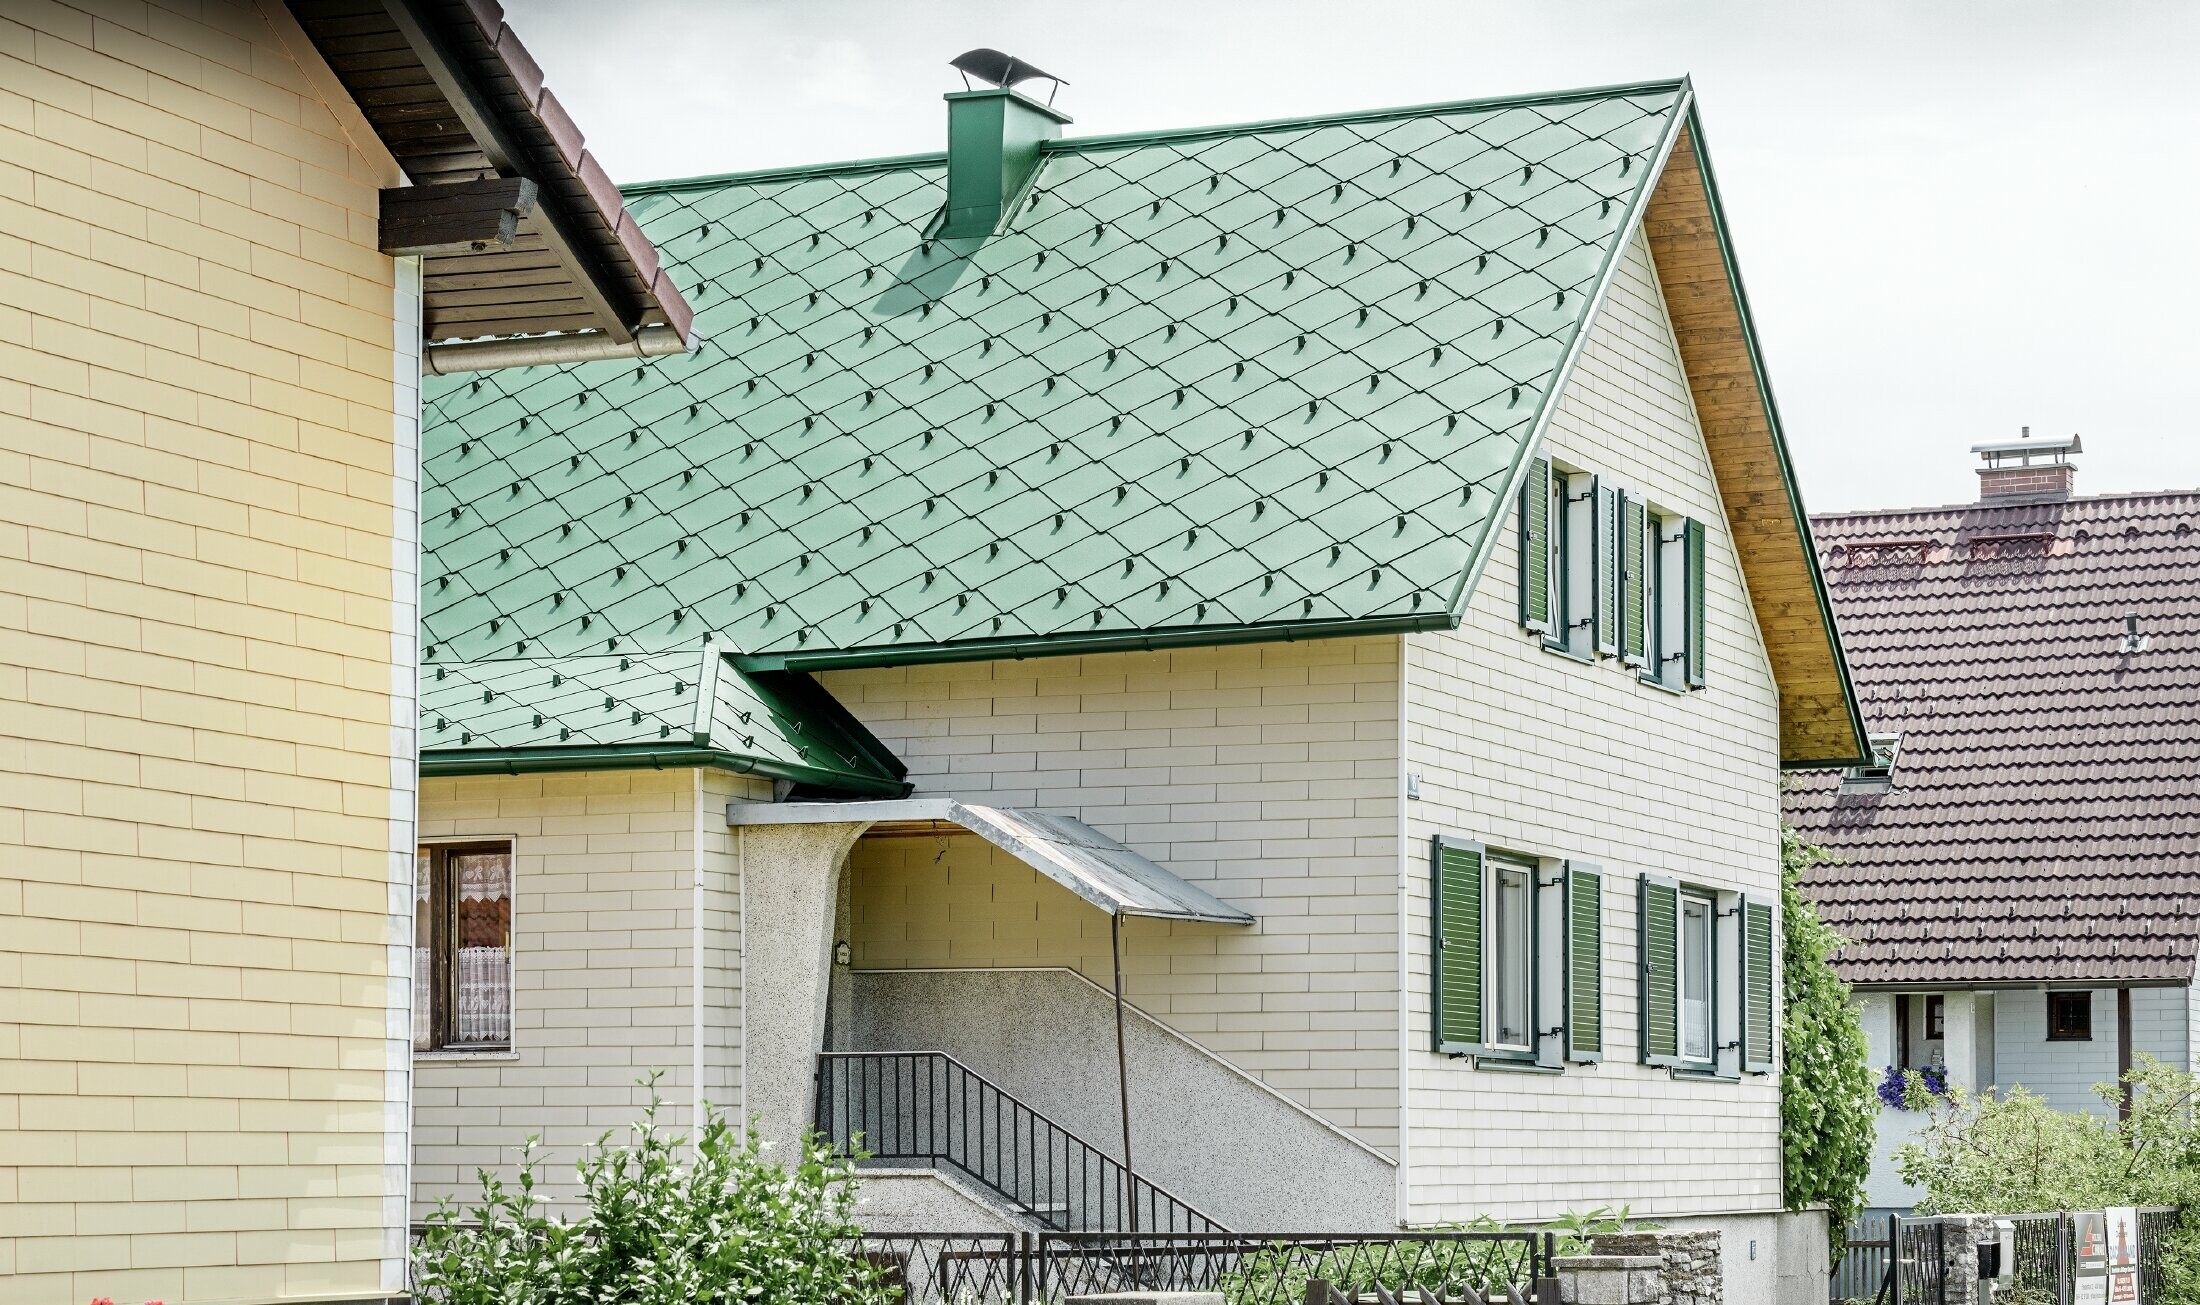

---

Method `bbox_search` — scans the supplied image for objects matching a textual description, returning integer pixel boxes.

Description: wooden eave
[1640,112,1870,768]
[286,0,693,346]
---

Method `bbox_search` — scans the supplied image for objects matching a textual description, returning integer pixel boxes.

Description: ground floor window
[2048,989,2093,1041]
[1489,858,1535,1051]
[1679,891,1715,1064]
[415,841,514,1051]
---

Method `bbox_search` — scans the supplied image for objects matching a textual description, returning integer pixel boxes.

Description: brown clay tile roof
[1784,489,2200,986]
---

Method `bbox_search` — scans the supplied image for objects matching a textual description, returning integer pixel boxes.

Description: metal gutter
[1679,101,1872,768]
[419,742,910,796]
[424,323,692,375]
[734,611,1455,674]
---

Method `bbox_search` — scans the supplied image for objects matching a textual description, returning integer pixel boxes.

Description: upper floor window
[1638,874,1777,1079]
[1519,455,1705,688]
[415,841,515,1052]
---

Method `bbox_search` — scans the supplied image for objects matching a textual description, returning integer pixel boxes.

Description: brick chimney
[1972,427,2081,502]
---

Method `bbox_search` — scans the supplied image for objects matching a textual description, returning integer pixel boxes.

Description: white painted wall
[1400,228,1787,1223]
[1992,987,2187,1117]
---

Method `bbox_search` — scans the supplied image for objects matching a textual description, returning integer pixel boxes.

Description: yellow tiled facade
[0,2,416,1301]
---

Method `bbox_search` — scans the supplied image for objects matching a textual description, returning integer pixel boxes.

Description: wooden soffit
[1642,117,1868,767]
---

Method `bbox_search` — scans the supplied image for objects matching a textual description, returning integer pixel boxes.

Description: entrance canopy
[724,798,1253,925]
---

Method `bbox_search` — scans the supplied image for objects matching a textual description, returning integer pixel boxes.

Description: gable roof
[1785,490,2200,985]
[417,78,1863,779]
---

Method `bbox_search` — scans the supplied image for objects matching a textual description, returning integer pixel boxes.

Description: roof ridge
[1812,486,2200,522]
[616,76,1690,199]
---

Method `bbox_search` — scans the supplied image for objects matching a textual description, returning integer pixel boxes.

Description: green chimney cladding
[939,88,1071,238]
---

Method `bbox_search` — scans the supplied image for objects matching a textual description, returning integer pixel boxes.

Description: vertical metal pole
[1112,911,1138,1233]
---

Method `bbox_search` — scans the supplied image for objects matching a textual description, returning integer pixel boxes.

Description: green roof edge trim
[419,741,912,795]
[1439,79,1694,627]
[1678,100,1870,769]
[737,611,1456,674]
[614,77,1690,203]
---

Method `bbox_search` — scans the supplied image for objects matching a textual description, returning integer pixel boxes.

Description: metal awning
[724,798,1253,925]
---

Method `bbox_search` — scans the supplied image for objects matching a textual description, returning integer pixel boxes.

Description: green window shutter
[1564,862,1604,1062]
[1433,837,1484,1053]
[1684,517,1707,688]
[1638,874,1681,1066]
[1593,480,1619,658]
[1742,894,1776,1073]
[1619,492,1647,667]
[1518,457,1553,635]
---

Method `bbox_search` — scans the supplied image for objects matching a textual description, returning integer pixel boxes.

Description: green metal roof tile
[421,81,1689,756]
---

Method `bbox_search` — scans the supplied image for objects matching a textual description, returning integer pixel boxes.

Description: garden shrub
[1779,826,1877,1252]
[413,1082,895,1305]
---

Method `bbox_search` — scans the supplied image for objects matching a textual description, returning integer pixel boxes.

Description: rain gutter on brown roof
[286,0,695,371]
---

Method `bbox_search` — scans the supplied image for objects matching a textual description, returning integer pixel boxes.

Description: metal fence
[1037,1231,1555,1305]
[1833,1208,2182,1305]
[411,1224,1555,1304]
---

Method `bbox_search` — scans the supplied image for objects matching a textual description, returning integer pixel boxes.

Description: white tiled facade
[824,636,1406,1151]
[412,767,764,1213]
[1401,229,1786,1222]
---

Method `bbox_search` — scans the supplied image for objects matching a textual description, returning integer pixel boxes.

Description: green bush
[413,1082,894,1305]
[1779,826,1876,1253]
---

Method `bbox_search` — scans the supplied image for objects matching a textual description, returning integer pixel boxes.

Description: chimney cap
[950,49,1067,97]
[1970,433,2082,459]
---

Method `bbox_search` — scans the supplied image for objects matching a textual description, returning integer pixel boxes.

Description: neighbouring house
[0,3,689,1301]
[1786,435,2200,1210]
[410,65,1864,1300]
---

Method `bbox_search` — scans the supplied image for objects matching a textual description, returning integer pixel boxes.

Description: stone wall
[1569,1231,1723,1304]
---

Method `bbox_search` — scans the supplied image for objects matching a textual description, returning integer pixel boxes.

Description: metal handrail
[814,1050,1221,1234]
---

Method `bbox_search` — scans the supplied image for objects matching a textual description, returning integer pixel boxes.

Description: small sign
[2105,1206,2141,1304]
[2074,1210,2110,1305]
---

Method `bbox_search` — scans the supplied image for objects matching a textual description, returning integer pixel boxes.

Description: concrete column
[737,821,867,1158]
[1943,990,1979,1092]
[1555,1255,1666,1303]
[1858,991,1896,1068]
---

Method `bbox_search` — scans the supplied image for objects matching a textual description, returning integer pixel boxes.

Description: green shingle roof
[419,80,1689,778]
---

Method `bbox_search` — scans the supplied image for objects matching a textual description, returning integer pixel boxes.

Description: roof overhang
[285,0,694,368]
[725,798,1256,926]
[1638,97,1871,768]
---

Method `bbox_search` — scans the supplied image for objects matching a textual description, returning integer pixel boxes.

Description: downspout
[1395,632,1412,1227]
[693,769,707,1129]
[423,323,692,374]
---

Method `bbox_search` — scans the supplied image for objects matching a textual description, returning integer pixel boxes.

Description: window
[1490,859,1534,1051]
[1642,509,1707,692]
[1845,733,1903,790]
[415,842,515,1052]
[2048,991,2093,1042]
[1640,875,1777,1077]
[1522,461,1706,686]
[1925,994,1946,1040]
[1432,837,1605,1068]
[1679,892,1714,1064]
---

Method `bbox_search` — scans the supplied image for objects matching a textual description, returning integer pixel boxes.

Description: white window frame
[1485,855,1537,1056]
[1545,466,1598,660]
[1678,888,1716,1068]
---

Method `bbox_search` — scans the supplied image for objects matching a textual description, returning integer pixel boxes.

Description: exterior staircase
[814,1051,1221,1233]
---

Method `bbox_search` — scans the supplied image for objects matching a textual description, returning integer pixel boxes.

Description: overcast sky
[508,0,2198,514]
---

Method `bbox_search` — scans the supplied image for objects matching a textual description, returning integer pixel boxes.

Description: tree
[1779,825,1877,1251]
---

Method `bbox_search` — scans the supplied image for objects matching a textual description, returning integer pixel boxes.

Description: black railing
[854,1231,1028,1303]
[1896,1216,1950,1305]
[1039,1231,1555,1304]
[814,1050,1221,1234]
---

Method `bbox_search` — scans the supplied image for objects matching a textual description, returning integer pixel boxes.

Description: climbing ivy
[1778,825,1876,1252]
